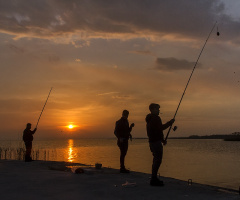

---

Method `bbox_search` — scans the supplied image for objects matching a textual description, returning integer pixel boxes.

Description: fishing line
[36,87,53,129]
[165,21,218,142]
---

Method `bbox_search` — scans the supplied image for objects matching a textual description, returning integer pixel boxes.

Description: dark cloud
[0,97,82,113]
[0,98,42,112]
[112,95,132,100]
[128,50,153,56]
[0,0,239,42]
[155,57,200,71]
[48,55,60,63]
[6,43,25,53]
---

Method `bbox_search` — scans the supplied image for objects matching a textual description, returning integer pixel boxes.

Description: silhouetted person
[146,103,174,186]
[23,123,37,162]
[114,110,135,173]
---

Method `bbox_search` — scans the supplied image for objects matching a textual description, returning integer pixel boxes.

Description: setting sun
[68,124,74,129]
[64,124,78,130]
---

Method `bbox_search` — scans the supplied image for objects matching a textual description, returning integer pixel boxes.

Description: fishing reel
[172,126,178,131]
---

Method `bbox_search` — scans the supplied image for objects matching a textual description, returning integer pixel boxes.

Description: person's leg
[25,142,32,162]
[149,141,163,185]
[118,139,129,172]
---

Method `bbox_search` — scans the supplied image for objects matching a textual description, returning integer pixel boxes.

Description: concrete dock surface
[0,160,239,200]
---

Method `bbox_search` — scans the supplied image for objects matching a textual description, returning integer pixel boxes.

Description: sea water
[0,138,240,190]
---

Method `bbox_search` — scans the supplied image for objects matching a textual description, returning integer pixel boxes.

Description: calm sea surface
[1,138,240,190]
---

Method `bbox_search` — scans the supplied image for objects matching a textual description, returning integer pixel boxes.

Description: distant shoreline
[134,135,228,139]
[170,133,240,140]
[135,133,240,140]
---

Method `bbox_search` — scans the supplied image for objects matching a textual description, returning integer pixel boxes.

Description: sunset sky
[0,0,240,139]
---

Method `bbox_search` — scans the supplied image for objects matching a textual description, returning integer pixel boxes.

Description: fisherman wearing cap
[146,103,174,186]
[114,110,135,173]
[23,123,37,162]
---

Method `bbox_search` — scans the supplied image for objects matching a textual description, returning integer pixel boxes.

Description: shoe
[120,168,130,173]
[25,156,32,162]
[150,178,164,186]
[25,156,34,162]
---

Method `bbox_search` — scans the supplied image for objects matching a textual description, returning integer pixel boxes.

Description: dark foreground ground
[0,160,239,200]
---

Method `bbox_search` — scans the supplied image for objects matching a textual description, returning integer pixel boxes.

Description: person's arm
[129,123,134,132]
[162,119,175,130]
[162,119,175,145]
[114,122,120,138]
[129,122,134,141]
[129,133,132,141]
[32,128,37,134]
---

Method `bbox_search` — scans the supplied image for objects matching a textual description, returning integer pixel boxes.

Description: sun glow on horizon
[68,124,75,129]
[63,124,79,131]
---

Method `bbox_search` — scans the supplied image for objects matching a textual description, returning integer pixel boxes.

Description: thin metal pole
[165,21,217,142]
[36,87,53,129]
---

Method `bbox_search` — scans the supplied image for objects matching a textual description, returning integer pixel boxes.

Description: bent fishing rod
[35,87,53,129]
[165,21,218,142]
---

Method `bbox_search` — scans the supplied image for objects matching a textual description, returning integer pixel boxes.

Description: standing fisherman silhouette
[146,103,174,186]
[114,110,135,173]
[22,87,52,162]
[23,123,37,162]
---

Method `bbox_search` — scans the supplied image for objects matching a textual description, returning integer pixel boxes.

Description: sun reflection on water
[68,139,75,162]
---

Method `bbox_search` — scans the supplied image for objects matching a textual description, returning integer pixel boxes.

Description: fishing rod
[165,21,218,142]
[35,87,53,129]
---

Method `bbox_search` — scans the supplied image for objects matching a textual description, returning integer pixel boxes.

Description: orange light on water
[68,139,74,162]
